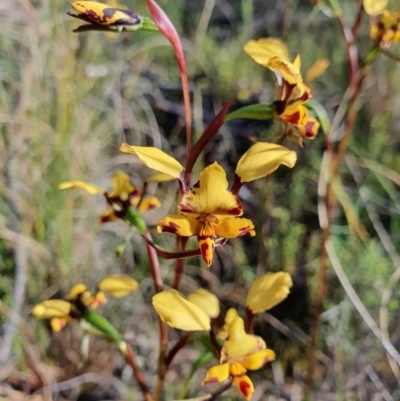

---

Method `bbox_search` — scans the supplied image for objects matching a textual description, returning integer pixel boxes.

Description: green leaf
[82,310,122,344]
[125,207,147,234]
[224,103,274,122]
[305,99,331,134]
[179,351,215,399]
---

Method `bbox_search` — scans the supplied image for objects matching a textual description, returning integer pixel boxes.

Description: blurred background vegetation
[1,0,400,399]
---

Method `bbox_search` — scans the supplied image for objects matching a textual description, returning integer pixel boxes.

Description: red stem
[143,230,163,293]
[166,333,191,366]
[125,343,154,401]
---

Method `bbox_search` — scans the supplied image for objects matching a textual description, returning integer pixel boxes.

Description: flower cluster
[32,275,138,332]
[152,272,293,399]
[60,171,160,230]
[244,38,325,147]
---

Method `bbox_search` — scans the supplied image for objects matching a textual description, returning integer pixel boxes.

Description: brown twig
[125,343,154,401]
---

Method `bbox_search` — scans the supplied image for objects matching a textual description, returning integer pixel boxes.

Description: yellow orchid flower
[32,275,137,332]
[158,162,255,266]
[370,10,400,44]
[244,38,327,146]
[120,143,296,266]
[59,171,160,226]
[203,309,275,400]
[246,272,293,314]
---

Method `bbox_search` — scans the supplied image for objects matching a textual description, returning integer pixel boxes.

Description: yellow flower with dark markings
[69,1,141,27]
[244,38,327,146]
[370,10,400,44]
[120,143,296,266]
[32,275,138,332]
[202,309,275,400]
[59,171,160,226]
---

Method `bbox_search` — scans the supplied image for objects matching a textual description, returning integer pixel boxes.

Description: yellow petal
[59,180,105,195]
[157,214,202,236]
[214,217,255,238]
[305,59,330,82]
[202,363,230,384]
[119,144,184,179]
[152,289,211,331]
[92,291,107,308]
[66,284,88,301]
[187,288,220,318]
[363,0,388,15]
[146,172,177,182]
[225,308,239,325]
[243,38,290,65]
[235,142,297,183]
[241,349,276,370]
[293,54,301,70]
[32,300,71,319]
[229,361,247,377]
[180,163,242,215]
[107,171,136,201]
[246,272,293,314]
[266,57,302,85]
[223,315,265,360]
[137,196,161,213]
[233,375,254,400]
[50,316,70,332]
[98,275,139,297]
[198,236,215,266]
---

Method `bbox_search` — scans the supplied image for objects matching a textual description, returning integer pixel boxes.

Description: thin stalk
[126,343,154,401]
[166,333,191,366]
[143,230,164,293]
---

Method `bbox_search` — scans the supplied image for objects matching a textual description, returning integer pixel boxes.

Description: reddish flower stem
[209,329,221,357]
[245,308,254,334]
[166,333,191,366]
[172,236,188,290]
[125,343,154,401]
[143,229,164,293]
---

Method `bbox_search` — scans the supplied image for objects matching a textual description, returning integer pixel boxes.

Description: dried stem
[305,7,369,395]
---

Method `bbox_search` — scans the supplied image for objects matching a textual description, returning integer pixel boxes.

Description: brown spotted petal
[213,217,255,239]
[282,104,320,140]
[157,214,202,236]
[71,1,141,26]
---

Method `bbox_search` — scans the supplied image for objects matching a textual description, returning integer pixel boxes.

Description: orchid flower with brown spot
[244,38,328,146]
[32,275,138,332]
[59,171,160,230]
[202,309,275,400]
[119,143,296,266]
